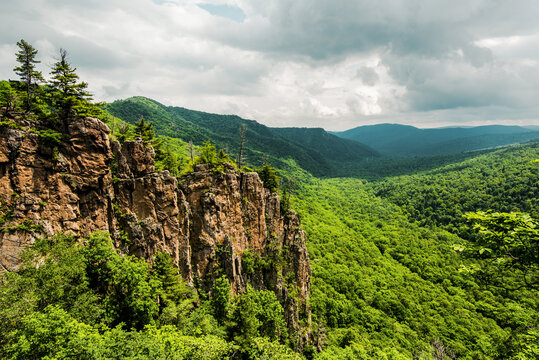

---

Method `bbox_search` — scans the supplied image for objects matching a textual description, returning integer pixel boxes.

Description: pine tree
[13,39,44,112]
[49,49,92,118]
[256,164,280,193]
[134,116,155,143]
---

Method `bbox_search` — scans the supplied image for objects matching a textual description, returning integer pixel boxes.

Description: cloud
[355,67,379,87]
[0,0,537,129]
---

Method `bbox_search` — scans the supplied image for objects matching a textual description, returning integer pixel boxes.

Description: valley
[0,44,537,359]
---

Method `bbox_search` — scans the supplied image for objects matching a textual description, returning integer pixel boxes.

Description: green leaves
[6,307,235,360]
[293,175,537,359]
[82,232,160,329]
[134,116,155,143]
[0,232,299,359]
[256,164,280,193]
[463,211,538,290]
[191,140,236,172]
[0,80,18,112]
[210,275,231,324]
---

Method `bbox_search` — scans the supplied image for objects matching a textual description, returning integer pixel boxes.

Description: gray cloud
[219,1,524,59]
[356,67,379,86]
[0,0,538,129]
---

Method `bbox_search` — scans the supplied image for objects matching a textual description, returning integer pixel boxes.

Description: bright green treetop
[462,211,538,290]
[256,164,280,193]
[134,116,155,143]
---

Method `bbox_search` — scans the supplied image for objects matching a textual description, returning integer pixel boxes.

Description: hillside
[1,107,537,359]
[292,143,538,358]
[104,97,378,176]
[371,142,539,235]
[2,33,538,360]
[270,127,377,162]
[333,123,539,156]
[0,112,311,358]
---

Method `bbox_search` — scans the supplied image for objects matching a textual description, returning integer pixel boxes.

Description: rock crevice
[0,116,311,338]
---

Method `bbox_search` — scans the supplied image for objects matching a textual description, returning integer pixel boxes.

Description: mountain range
[105,97,539,177]
[332,123,539,157]
[105,97,378,177]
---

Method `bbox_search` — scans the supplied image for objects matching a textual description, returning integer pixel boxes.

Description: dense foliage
[104,97,382,177]
[0,233,300,360]
[292,172,537,359]
[459,211,538,290]
[372,144,539,235]
[1,40,538,359]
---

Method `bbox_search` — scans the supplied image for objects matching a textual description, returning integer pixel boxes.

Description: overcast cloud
[1,0,538,129]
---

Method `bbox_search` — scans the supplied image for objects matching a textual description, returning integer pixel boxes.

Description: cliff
[0,115,311,339]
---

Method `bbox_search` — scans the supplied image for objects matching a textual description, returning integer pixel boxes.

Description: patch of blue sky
[197,3,246,23]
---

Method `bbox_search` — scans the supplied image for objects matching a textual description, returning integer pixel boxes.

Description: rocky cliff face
[0,115,311,338]
[0,116,114,270]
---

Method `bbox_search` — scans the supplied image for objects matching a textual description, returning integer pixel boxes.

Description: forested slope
[105,97,378,176]
[270,127,377,162]
[104,96,539,358]
[333,124,539,157]
[2,39,537,360]
[291,171,537,359]
[372,143,539,234]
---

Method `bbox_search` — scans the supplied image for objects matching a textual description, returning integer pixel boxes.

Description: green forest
[0,40,538,359]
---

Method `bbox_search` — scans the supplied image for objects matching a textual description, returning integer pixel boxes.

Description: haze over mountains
[333,124,539,157]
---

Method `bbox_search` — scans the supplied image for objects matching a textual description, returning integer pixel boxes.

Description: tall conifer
[49,49,91,118]
[13,39,44,111]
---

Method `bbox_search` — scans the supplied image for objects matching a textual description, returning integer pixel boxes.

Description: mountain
[270,127,377,162]
[2,100,538,359]
[3,43,538,359]
[104,97,378,176]
[333,123,539,156]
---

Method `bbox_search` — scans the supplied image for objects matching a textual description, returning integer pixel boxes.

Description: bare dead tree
[237,124,247,169]
[189,140,195,164]
[431,338,456,360]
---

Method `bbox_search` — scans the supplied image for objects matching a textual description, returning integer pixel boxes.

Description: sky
[1,0,539,130]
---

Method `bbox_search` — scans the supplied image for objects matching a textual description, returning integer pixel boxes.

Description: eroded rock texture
[0,117,113,271]
[0,115,311,339]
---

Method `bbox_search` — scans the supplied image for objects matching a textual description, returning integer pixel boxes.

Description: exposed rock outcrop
[0,115,311,340]
[0,117,113,271]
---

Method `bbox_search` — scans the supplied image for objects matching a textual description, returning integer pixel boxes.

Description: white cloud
[0,0,538,129]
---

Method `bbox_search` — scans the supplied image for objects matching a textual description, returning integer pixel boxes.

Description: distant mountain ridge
[332,123,539,156]
[104,97,538,175]
[104,97,378,176]
[270,127,377,162]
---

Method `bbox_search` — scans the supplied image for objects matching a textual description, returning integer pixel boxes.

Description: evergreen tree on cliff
[13,39,44,112]
[48,48,92,119]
